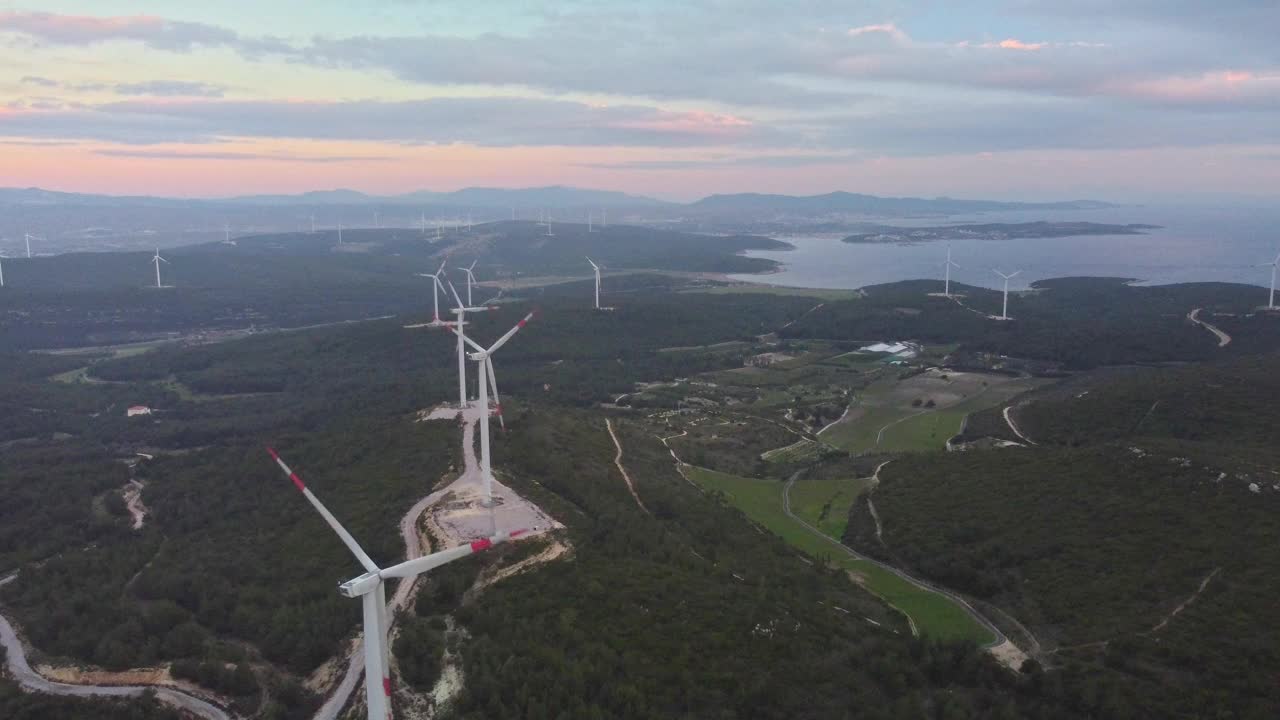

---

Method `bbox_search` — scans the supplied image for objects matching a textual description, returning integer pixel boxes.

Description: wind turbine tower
[23,233,41,258]
[1258,250,1280,309]
[586,257,602,310]
[992,269,1021,320]
[0,251,6,288]
[446,282,498,409]
[151,248,170,288]
[943,245,961,296]
[588,211,594,233]
[267,448,522,720]
[601,208,607,228]
[452,311,536,505]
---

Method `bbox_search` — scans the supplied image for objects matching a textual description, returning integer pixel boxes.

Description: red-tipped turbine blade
[265,447,379,574]
[486,311,536,354]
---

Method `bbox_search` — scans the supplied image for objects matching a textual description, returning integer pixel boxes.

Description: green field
[819,405,915,453]
[786,476,873,538]
[877,410,966,453]
[686,465,995,644]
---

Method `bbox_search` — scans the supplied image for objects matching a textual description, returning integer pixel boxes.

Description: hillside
[689,192,1114,215]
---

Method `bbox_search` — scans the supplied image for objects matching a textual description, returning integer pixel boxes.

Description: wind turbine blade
[447,280,465,309]
[486,311,536,354]
[468,260,477,271]
[266,448,379,574]
[585,256,598,270]
[379,530,527,579]
[1274,250,1280,264]
[437,260,446,275]
[485,358,505,430]
[1009,270,1022,278]
[449,324,488,354]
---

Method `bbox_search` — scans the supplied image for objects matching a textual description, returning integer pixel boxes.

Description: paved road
[1188,308,1232,347]
[0,574,231,720]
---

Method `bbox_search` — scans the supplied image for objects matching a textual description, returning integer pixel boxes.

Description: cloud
[93,149,395,163]
[113,81,227,97]
[847,23,908,42]
[20,75,58,87]
[0,10,288,55]
[577,152,867,171]
[984,39,1048,51]
[0,96,774,147]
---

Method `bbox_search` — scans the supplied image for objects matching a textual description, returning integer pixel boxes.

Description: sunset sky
[2,1,1277,201]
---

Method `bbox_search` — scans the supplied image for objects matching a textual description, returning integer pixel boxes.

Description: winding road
[1002,405,1036,445]
[780,474,1009,651]
[0,574,231,720]
[606,419,651,515]
[1188,308,1232,347]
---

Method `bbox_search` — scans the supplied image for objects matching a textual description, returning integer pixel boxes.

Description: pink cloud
[1102,70,1278,106]
[847,23,908,42]
[0,11,283,53]
[607,109,753,138]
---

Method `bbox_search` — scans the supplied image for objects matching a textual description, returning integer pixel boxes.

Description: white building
[126,405,152,417]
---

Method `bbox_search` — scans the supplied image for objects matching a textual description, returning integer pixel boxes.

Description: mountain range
[0,186,1114,213]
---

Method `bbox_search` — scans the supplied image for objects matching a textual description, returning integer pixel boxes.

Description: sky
[1,1,1278,202]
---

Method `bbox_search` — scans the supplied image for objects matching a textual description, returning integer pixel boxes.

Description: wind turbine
[266,448,523,720]
[222,223,235,246]
[588,211,594,233]
[0,251,6,288]
[467,212,473,231]
[151,248,169,288]
[943,245,961,296]
[1257,250,1280,309]
[586,257,602,310]
[421,212,428,235]
[446,281,499,409]
[310,215,316,234]
[992,269,1021,320]
[601,208,607,228]
[338,223,344,245]
[415,260,448,324]
[450,310,537,505]
[23,233,41,258]
[458,260,478,305]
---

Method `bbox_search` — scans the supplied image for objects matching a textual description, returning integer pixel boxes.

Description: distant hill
[0,186,669,209]
[689,191,1115,215]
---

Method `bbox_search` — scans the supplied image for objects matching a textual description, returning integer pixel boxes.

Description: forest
[5,241,1280,718]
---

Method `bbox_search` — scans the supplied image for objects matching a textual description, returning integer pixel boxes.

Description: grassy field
[877,410,966,453]
[820,405,915,453]
[686,466,995,644]
[787,476,873,538]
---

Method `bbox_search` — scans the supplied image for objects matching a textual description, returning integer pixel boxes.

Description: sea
[728,204,1280,293]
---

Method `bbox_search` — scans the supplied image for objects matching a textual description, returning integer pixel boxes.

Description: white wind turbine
[0,250,6,288]
[266,448,523,720]
[943,245,961,296]
[1257,250,1280,309]
[586,256,602,310]
[458,260,479,305]
[338,223,344,245]
[23,233,42,258]
[446,281,499,409]
[601,208,607,228]
[414,260,449,325]
[467,212,473,231]
[588,211,595,233]
[992,269,1021,320]
[421,212,428,235]
[222,223,236,246]
[450,310,537,505]
[151,248,170,288]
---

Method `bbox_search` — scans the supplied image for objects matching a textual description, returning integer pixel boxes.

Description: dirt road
[606,419,650,515]
[1003,405,1036,445]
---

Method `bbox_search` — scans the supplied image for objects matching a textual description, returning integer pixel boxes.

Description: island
[841,221,1160,244]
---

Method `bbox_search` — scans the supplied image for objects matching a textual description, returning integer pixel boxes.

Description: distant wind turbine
[151,248,169,288]
[23,233,41,258]
[445,281,499,409]
[267,447,523,720]
[310,215,316,234]
[1257,250,1280,309]
[338,222,344,244]
[992,269,1021,320]
[415,260,449,324]
[601,208,607,228]
[0,251,6,288]
[421,212,428,235]
[943,245,961,296]
[458,260,478,305]
[588,211,594,233]
[222,223,235,246]
[586,256,602,310]
[374,210,380,228]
